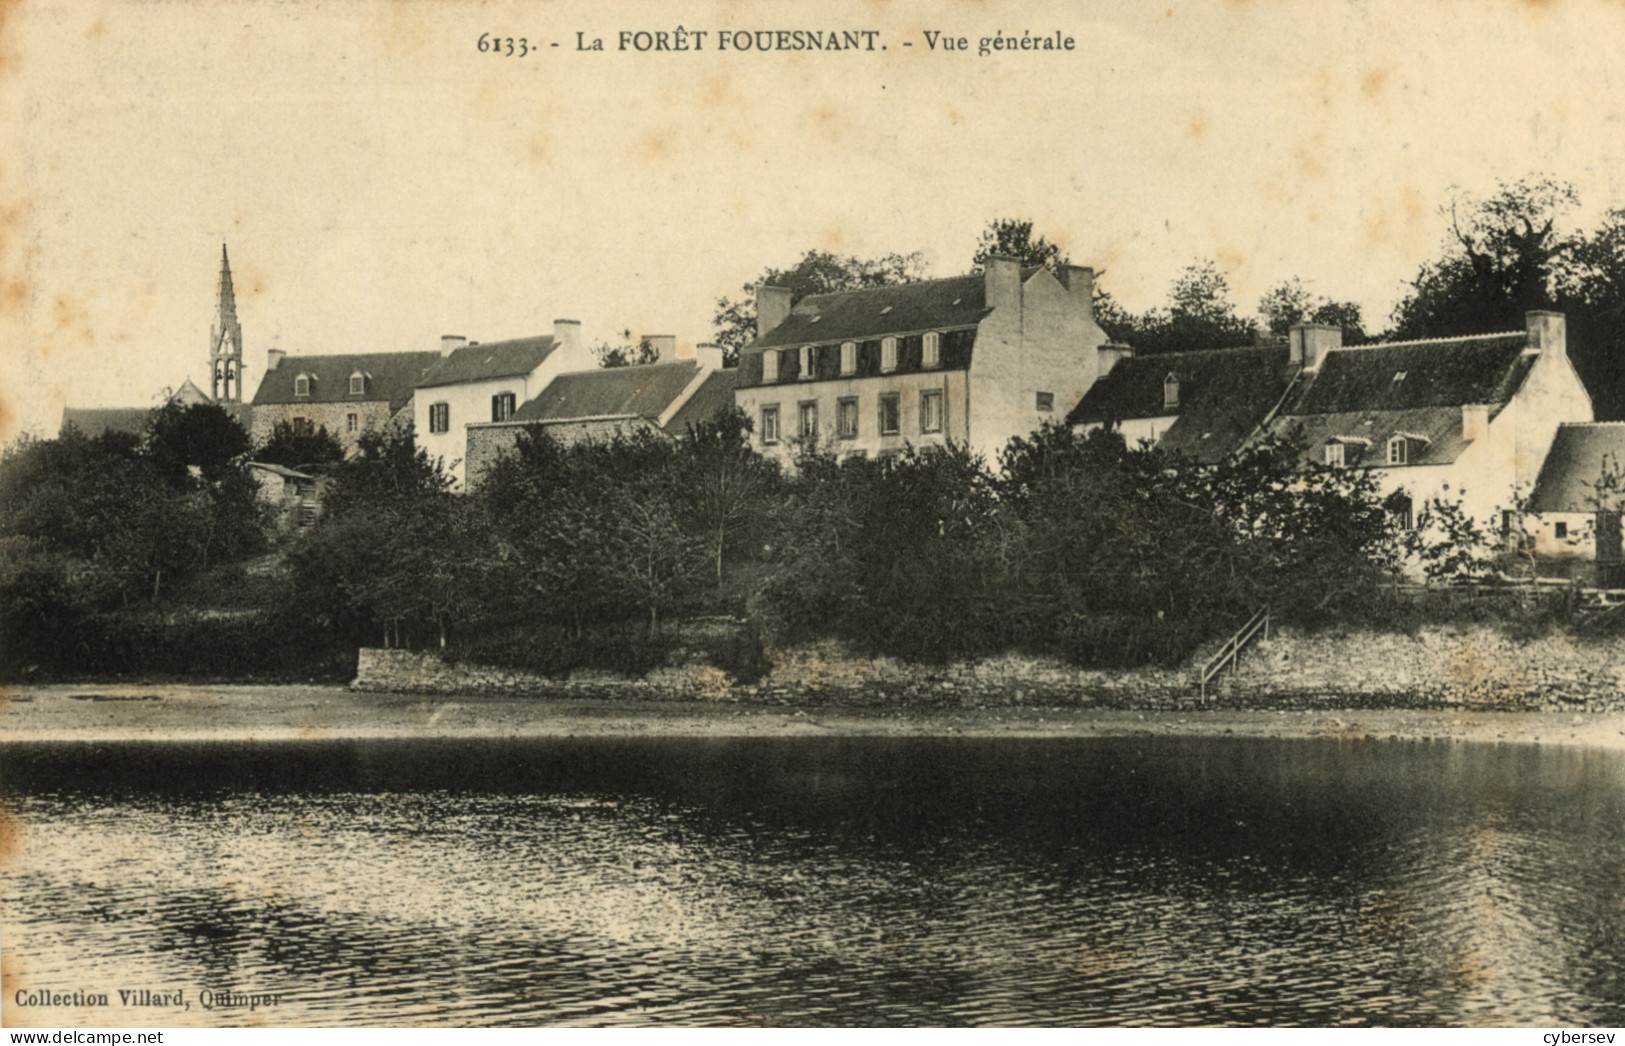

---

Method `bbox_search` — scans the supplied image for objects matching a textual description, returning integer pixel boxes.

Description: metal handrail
[1199,605,1270,700]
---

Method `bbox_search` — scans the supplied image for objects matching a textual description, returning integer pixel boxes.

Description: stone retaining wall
[352,627,1625,712]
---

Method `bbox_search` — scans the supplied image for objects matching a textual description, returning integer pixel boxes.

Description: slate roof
[1067,343,1296,464]
[661,368,740,435]
[417,336,557,389]
[750,273,996,350]
[252,351,440,414]
[1274,407,1474,470]
[512,360,704,424]
[1528,423,1625,513]
[1286,333,1532,415]
[1270,331,1539,469]
[60,406,152,438]
[248,461,316,481]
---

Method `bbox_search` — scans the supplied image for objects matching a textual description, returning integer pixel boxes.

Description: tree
[971,219,1070,271]
[1114,259,1259,355]
[1258,277,1368,343]
[1390,178,1579,340]
[711,248,929,363]
[674,407,780,582]
[145,402,252,484]
[319,426,451,520]
[593,331,659,368]
[255,421,345,469]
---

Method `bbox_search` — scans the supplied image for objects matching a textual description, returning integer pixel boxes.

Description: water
[4,735,1625,1027]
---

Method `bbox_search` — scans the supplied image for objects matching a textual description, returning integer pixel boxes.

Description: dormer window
[840,341,857,376]
[923,332,940,368]
[881,337,898,373]
[1387,432,1434,465]
[349,371,366,396]
[799,345,816,380]
[762,349,780,383]
[294,374,311,397]
[1163,374,1180,410]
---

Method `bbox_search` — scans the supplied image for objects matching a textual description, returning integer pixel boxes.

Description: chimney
[265,348,285,371]
[553,318,583,364]
[1462,403,1491,442]
[440,334,467,357]
[1061,264,1096,322]
[984,255,1021,313]
[1526,310,1566,356]
[694,342,724,370]
[756,284,793,340]
[1288,322,1342,371]
[1097,342,1133,375]
[644,334,676,363]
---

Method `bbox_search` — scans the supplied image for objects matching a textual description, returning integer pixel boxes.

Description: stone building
[248,349,440,453]
[732,256,1110,467]
[413,320,596,488]
[463,339,735,487]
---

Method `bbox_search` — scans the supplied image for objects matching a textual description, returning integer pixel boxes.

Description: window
[1385,491,1413,530]
[294,374,311,397]
[881,337,898,373]
[429,402,450,434]
[760,405,780,445]
[800,345,815,380]
[492,392,516,422]
[1163,374,1179,409]
[837,397,859,439]
[798,401,819,440]
[1501,510,1515,536]
[1036,391,1054,413]
[1555,521,1569,540]
[879,393,900,436]
[762,349,780,383]
[840,341,857,376]
[920,390,943,434]
[349,372,366,396]
[292,417,312,437]
[923,332,941,368]
[1324,442,1345,467]
[1387,436,1408,466]
[346,413,359,433]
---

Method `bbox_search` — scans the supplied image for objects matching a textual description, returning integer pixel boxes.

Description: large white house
[413,320,595,487]
[733,257,1110,467]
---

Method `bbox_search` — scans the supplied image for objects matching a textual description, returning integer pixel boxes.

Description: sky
[4,0,1625,441]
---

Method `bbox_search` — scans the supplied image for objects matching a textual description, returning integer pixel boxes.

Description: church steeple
[210,243,244,403]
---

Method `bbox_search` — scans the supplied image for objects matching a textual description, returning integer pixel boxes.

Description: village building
[1525,422,1625,572]
[413,320,596,488]
[1067,340,1295,462]
[248,349,440,453]
[246,460,324,535]
[732,256,1110,466]
[463,339,735,488]
[1259,313,1592,534]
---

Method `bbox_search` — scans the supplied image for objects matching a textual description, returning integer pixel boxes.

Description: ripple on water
[4,736,1625,1026]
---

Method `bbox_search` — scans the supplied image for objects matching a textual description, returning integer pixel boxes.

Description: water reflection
[4,737,1625,1026]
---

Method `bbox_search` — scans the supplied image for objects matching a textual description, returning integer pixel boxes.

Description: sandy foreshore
[6,682,1625,749]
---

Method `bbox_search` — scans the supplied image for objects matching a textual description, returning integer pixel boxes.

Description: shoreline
[7,683,1625,750]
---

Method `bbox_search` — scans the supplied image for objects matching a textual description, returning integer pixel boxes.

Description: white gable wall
[967,268,1108,465]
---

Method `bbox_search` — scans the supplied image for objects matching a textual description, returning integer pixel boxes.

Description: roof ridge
[796,272,980,306]
[1331,330,1524,352]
